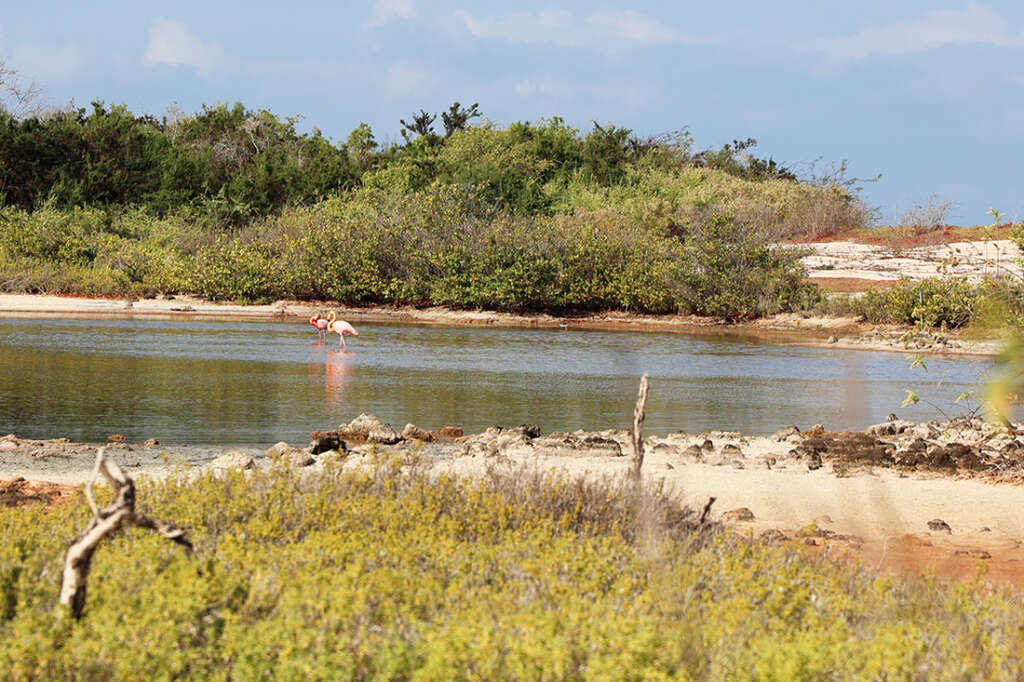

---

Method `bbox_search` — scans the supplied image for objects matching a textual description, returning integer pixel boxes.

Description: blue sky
[2,1,1023,225]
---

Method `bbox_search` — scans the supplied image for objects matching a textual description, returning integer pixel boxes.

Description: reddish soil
[790,224,1018,249]
[853,535,1024,588]
[0,477,78,507]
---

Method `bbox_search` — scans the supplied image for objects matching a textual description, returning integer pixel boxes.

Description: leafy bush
[854,278,979,328]
[819,277,1024,330]
[2,455,1023,679]
[0,101,877,313]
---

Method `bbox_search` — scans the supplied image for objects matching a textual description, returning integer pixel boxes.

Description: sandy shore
[0,293,1004,356]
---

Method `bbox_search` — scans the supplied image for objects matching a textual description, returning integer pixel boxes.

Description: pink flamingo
[326,311,359,349]
[309,313,329,343]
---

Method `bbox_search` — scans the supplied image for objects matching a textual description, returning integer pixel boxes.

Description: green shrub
[1,455,1022,679]
[856,278,979,328]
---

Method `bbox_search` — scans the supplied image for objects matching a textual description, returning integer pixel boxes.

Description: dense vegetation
[821,277,1024,330]
[0,102,872,317]
[2,454,1021,679]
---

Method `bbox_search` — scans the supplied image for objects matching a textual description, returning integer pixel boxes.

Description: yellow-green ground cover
[2,453,1022,680]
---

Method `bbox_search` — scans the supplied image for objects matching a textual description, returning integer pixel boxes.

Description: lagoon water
[0,317,991,445]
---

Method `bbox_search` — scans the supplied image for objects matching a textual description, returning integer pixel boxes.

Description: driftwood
[60,447,192,619]
[630,374,649,482]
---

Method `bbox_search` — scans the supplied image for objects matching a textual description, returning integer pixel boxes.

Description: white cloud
[455,8,692,48]
[383,60,440,97]
[365,0,417,28]
[807,4,1024,67]
[143,18,224,77]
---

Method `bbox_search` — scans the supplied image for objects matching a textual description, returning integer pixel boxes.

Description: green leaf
[901,389,920,408]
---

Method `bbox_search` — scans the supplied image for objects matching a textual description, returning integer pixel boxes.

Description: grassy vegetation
[2,453,1022,679]
[0,103,871,318]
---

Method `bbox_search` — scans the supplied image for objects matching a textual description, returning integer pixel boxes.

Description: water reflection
[0,317,994,444]
[324,351,354,409]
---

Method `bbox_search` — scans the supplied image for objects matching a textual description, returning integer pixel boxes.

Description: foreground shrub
[2,454,1023,679]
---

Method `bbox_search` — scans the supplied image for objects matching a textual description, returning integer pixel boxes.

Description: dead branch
[60,447,192,619]
[631,374,649,482]
[698,496,716,525]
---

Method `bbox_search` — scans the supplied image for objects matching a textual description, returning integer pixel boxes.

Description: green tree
[441,102,481,137]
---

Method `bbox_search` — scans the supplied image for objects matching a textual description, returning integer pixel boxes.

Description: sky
[2,1,1023,225]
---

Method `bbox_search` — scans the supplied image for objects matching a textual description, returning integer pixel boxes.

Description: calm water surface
[0,317,991,444]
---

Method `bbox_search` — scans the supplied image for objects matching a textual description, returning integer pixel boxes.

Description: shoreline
[0,293,1004,356]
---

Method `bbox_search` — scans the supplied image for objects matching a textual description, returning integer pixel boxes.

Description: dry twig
[60,447,192,619]
[631,374,649,483]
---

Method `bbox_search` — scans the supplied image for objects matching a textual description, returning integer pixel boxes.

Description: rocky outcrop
[401,424,436,442]
[338,414,401,445]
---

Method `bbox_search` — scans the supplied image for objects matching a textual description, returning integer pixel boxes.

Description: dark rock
[401,424,436,442]
[866,419,913,437]
[517,423,542,439]
[801,437,830,453]
[723,507,755,522]
[760,529,788,543]
[581,435,624,457]
[721,443,743,455]
[310,431,346,455]
[771,426,802,442]
[905,438,929,453]
[437,426,464,439]
[927,518,952,533]
[682,444,704,459]
[827,432,894,467]
[700,439,715,452]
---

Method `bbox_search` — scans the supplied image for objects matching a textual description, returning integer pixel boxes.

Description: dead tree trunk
[60,447,193,619]
[630,374,649,483]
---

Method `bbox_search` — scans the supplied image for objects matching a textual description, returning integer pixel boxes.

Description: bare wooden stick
[698,496,717,525]
[631,374,649,482]
[60,448,192,619]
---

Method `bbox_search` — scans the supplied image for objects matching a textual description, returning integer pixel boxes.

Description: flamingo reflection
[324,352,354,407]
